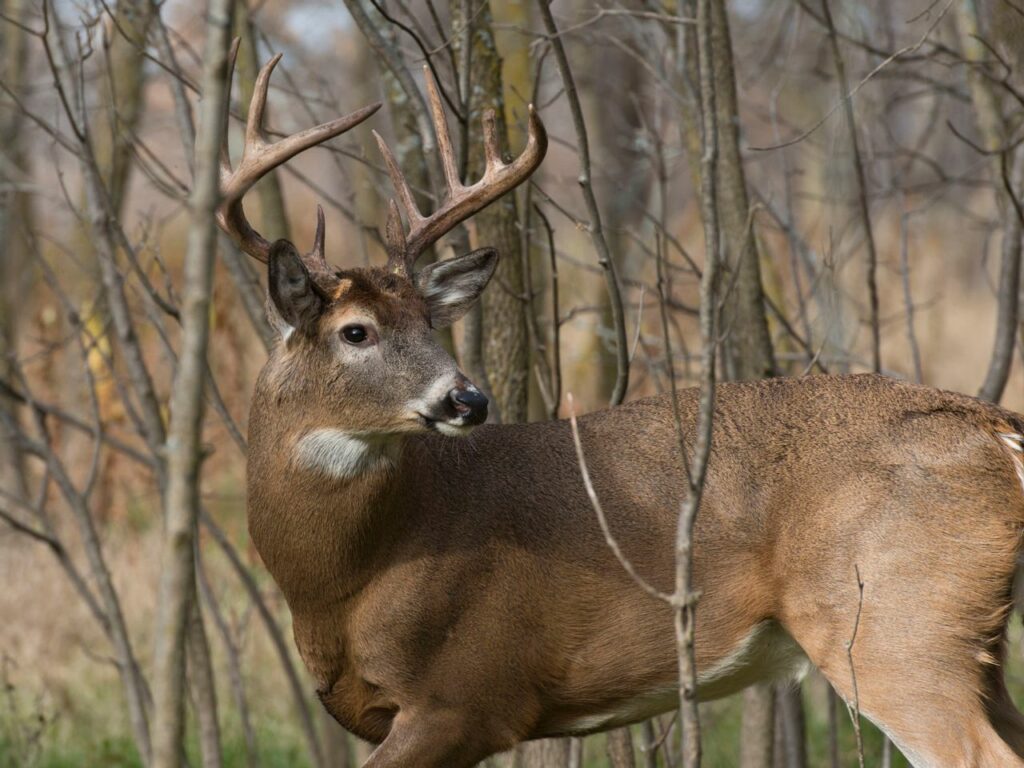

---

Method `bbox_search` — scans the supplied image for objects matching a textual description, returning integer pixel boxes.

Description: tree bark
[0,0,31,502]
[606,728,637,768]
[820,0,882,374]
[740,685,774,768]
[187,591,224,768]
[94,1,156,210]
[776,685,807,768]
[516,738,571,768]
[150,3,234,765]
[955,3,1023,404]
[579,4,649,404]
[451,0,529,423]
[537,0,630,409]
[679,0,776,382]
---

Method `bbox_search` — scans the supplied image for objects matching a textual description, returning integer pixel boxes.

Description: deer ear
[415,248,498,328]
[268,239,326,340]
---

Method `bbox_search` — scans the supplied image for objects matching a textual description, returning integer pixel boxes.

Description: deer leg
[782,597,1024,767]
[361,710,499,768]
[803,642,1023,768]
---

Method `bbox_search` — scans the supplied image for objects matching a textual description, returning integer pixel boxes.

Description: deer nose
[448,385,488,425]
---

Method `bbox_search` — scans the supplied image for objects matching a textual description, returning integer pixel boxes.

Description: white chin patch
[294,429,395,481]
[434,421,476,438]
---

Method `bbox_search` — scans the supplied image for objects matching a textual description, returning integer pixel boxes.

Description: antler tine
[373,129,425,228]
[214,40,382,264]
[481,109,502,172]
[374,66,548,275]
[404,67,549,274]
[244,52,284,152]
[220,39,240,178]
[423,66,462,193]
[385,200,409,273]
[305,204,328,271]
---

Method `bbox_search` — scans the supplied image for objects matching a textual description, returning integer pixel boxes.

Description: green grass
[0,682,917,767]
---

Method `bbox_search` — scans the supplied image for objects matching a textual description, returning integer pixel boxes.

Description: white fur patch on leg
[294,429,394,481]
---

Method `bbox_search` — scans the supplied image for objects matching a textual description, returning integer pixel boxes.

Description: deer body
[216,46,1024,767]
[249,368,1024,767]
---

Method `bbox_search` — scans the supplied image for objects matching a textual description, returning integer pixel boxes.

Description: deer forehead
[321,272,429,331]
[322,302,381,329]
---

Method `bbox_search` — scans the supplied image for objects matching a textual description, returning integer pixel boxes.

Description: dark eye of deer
[341,325,368,345]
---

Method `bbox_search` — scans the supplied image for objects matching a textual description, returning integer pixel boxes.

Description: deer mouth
[416,413,477,437]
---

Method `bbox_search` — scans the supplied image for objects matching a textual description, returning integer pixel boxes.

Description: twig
[844,565,866,768]
[537,204,561,419]
[898,198,924,383]
[567,393,670,604]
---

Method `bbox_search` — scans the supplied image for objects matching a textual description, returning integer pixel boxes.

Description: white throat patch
[998,432,1024,492]
[294,429,395,481]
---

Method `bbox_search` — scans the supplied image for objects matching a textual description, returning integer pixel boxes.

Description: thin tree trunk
[955,3,1024,403]
[0,0,31,502]
[452,0,530,423]
[679,3,789,762]
[606,728,637,768]
[671,3,723,764]
[94,1,155,208]
[827,686,840,768]
[707,0,775,382]
[321,706,352,768]
[197,550,260,768]
[536,0,630,408]
[820,0,881,374]
[579,4,649,404]
[150,3,234,765]
[677,0,776,383]
[80,0,157,433]
[44,7,160,757]
[518,738,571,768]
[776,685,807,768]
[45,439,153,763]
[639,720,660,768]
[740,685,774,768]
[187,590,223,768]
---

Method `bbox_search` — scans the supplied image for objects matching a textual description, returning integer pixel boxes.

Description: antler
[374,66,548,276]
[216,39,382,270]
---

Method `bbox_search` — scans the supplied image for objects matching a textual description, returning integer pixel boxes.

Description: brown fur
[248,355,1024,766]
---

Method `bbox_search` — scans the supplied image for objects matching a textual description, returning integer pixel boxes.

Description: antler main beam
[216,39,382,268]
[374,66,548,276]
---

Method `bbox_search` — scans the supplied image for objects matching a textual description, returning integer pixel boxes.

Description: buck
[217,45,1024,767]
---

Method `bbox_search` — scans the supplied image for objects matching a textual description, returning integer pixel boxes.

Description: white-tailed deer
[218,46,1024,767]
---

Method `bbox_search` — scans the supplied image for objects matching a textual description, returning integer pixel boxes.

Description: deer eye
[341,324,369,345]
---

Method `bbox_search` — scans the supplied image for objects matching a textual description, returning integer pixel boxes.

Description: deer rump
[249,375,1024,768]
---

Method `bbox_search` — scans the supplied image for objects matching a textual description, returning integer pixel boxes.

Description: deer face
[216,48,544,482]
[264,240,496,445]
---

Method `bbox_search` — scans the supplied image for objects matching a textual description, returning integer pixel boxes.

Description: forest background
[1,1,1022,766]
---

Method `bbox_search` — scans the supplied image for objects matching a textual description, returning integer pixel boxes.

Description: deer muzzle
[447,384,488,426]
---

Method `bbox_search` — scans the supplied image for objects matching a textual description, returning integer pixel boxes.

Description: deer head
[215,43,546,465]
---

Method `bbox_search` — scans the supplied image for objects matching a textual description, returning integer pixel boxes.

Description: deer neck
[246,405,410,610]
